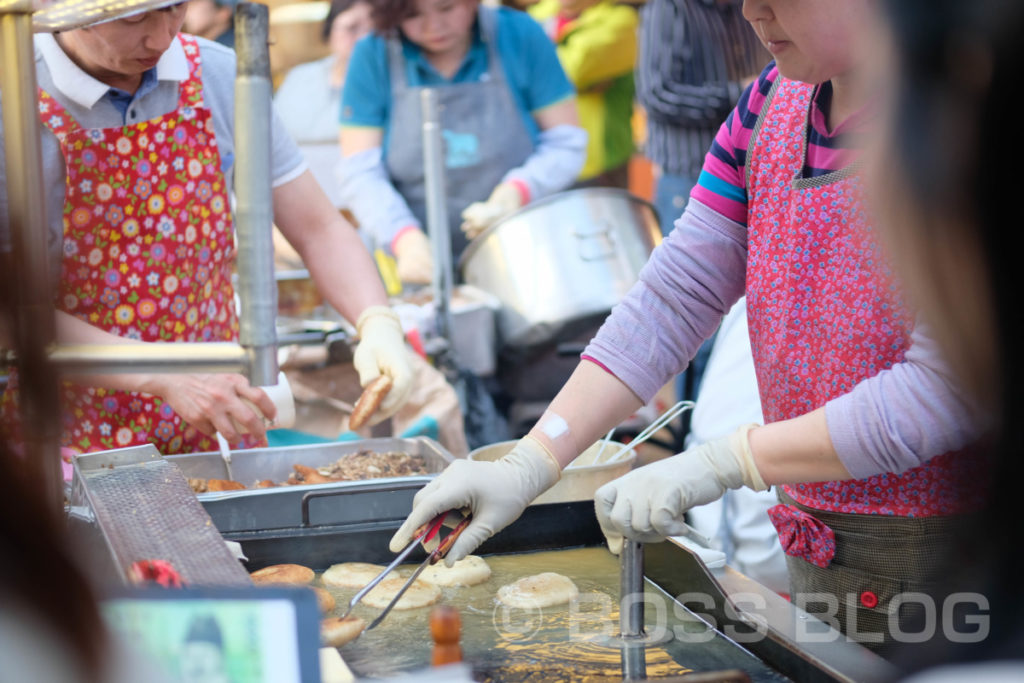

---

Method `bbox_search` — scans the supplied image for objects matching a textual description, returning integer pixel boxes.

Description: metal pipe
[620,539,646,639]
[1,3,64,513]
[620,643,647,682]
[420,88,453,343]
[233,2,278,386]
[48,343,250,375]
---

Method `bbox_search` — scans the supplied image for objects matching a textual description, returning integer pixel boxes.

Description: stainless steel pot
[457,188,661,349]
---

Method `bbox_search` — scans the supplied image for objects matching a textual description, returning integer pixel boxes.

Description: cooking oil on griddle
[318,547,790,681]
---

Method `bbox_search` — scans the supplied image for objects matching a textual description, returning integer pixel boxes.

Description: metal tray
[164,437,454,533]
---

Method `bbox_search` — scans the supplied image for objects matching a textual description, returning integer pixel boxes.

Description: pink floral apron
[1,35,263,455]
[744,77,984,644]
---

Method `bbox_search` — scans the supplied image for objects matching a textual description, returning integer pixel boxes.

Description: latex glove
[393,229,434,284]
[460,182,523,239]
[351,306,414,423]
[595,424,767,554]
[389,435,560,565]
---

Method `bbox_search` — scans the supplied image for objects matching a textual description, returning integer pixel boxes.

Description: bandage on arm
[526,359,644,468]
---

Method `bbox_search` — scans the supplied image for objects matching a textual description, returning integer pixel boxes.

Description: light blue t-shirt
[340,6,574,155]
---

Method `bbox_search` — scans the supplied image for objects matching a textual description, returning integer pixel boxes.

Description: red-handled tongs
[339,509,472,631]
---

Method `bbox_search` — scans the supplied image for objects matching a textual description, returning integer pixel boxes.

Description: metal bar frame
[2,1,63,511]
[421,88,454,344]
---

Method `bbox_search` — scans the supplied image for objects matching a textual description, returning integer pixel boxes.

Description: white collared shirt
[35,32,189,111]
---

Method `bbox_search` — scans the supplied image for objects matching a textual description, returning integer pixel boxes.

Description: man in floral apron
[0,1,413,455]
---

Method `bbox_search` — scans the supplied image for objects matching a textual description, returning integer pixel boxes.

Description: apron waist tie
[767,502,836,568]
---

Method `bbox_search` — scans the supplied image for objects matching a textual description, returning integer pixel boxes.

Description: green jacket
[530,0,638,180]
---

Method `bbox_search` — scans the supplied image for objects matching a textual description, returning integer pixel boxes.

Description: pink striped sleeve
[690,65,779,227]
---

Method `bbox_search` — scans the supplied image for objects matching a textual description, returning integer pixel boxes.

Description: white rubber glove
[351,306,414,423]
[595,424,767,554]
[460,182,523,239]
[389,435,561,565]
[392,229,434,284]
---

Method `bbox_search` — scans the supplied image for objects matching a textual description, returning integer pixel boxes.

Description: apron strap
[744,75,783,191]
[37,88,80,140]
[476,6,507,86]
[175,34,206,110]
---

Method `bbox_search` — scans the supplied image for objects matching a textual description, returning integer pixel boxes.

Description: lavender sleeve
[825,322,983,479]
[583,199,748,402]
[586,201,982,477]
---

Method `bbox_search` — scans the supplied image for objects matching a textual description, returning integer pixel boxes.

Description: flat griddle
[222,499,897,683]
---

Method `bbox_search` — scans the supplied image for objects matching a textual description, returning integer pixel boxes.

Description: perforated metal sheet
[73,445,251,586]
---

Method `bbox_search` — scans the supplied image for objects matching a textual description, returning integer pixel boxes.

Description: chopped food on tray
[188,477,246,493]
[289,450,428,483]
[188,450,429,492]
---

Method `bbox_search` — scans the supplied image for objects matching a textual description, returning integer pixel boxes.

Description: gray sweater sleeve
[825,322,983,478]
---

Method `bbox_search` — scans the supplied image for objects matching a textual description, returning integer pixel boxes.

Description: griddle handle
[299,481,427,527]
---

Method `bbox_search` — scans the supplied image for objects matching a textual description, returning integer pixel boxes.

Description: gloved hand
[351,306,414,423]
[392,229,434,284]
[389,435,560,565]
[595,424,767,554]
[460,182,524,239]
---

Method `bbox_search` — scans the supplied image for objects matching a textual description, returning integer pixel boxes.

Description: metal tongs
[341,508,472,631]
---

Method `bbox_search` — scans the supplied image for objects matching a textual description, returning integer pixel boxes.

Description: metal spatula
[215,432,235,482]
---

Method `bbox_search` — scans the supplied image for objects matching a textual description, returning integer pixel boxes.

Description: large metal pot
[458,188,661,349]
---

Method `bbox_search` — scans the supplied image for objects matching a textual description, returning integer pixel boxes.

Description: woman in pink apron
[388,0,985,653]
[0,3,413,456]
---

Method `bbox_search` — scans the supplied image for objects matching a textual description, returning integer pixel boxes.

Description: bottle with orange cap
[429,605,462,666]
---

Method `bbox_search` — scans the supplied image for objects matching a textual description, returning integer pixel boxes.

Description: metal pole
[620,643,647,682]
[1,2,63,513]
[619,540,648,679]
[48,343,250,375]
[420,88,454,344]
[620,539,646,639]
[233,2,278,387]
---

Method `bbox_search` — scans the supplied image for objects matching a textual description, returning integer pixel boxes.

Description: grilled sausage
[348,375,393,430]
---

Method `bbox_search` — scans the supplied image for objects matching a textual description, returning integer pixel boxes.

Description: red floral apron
[1,35,263,455]
[744,78,985,559]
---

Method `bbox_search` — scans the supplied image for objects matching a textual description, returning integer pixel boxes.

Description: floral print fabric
[2,35,263,454]
[767,504,836,568]
[745,77,982,517]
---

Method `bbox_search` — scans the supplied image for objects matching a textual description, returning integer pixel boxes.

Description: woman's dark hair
[0,419,108,678]
[368,0,421,34]
[0,263,107,679]
[322,0,366,42]
[883,0,1024,669]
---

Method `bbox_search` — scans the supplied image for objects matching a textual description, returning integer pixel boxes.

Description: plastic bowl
[467,440,635,504]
